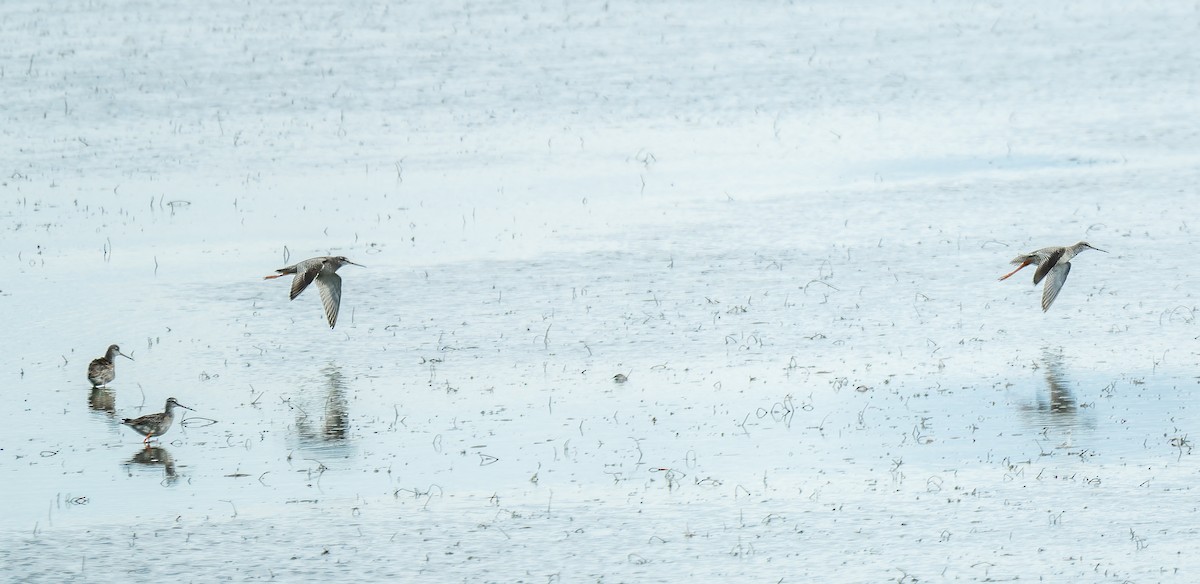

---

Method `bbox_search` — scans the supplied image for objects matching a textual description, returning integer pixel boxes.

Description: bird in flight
[999,241,1106,311]
[265,256,363,328]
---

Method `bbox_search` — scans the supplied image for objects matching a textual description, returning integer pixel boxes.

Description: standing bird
[264,256,363,328]
[87,344,133,387]
[121,397,194,444]
[999,241,1106,311]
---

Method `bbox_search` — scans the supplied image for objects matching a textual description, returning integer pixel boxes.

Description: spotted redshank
[121,397,193,444]
[87,344,132,387]
[264,256,363,328]
[999,241,1106,311]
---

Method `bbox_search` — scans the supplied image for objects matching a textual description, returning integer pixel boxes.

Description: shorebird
[264,256,363,328]
[999,241,1106,311]
[121,397,193,444]
[87,344,132,387]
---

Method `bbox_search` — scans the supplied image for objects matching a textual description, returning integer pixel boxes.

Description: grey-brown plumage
[264,256,363,328]
[87,344,132,387]
[999,241,1106,311]
[121,397,194,444]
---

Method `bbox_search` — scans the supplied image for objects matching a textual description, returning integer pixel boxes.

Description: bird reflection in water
[88,387,116,414]
[292,363,351,450]
[1017,348,1093,434]
[1039,349,1076,416]
[125,446,178,483]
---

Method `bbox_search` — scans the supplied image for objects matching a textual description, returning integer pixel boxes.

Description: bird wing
[1041,261,1071,312]
[290,263,321,300]
[121,413,157,430]
[1033,248,1063,285]
[315,271,342,328]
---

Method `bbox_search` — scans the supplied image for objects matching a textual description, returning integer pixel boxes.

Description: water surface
[3,0,1200,581]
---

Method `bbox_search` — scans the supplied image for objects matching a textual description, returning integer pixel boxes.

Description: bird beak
[177,403,195,411]
[1091,246,1108,253]
[347,260,365,267]
[120,351,134,361]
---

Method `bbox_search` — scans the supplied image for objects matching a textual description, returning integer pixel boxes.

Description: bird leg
[263,274,285,280]
[143,434,152,445]
[998,260,1031,281]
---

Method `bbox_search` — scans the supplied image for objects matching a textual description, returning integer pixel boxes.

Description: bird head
[166,397,195,411]
[108,344,134,361]
[329,256,364,269]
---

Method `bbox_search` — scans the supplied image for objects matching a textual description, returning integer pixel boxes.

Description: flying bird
[264,256,363,328]
[999,241,1106,311]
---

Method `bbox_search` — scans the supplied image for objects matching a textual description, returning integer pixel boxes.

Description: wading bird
[87,344,132,387]
[122,397,194,444]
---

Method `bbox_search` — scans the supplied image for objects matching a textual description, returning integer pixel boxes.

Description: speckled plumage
[122,397,193,444]
[999,241,1106,312]
[264,255,363,328]
[87,344,132,387]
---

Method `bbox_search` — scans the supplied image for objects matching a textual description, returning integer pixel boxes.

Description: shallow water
[4,0,1200,581]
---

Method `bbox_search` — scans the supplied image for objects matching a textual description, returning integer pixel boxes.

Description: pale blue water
[3,0,1200,581]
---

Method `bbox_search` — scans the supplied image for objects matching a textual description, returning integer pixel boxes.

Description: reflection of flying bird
[122,397,194,444]
[87,344,132,387]
[264,256,363,328]
[1041,350,1075,415]
[999,242,1106,311]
